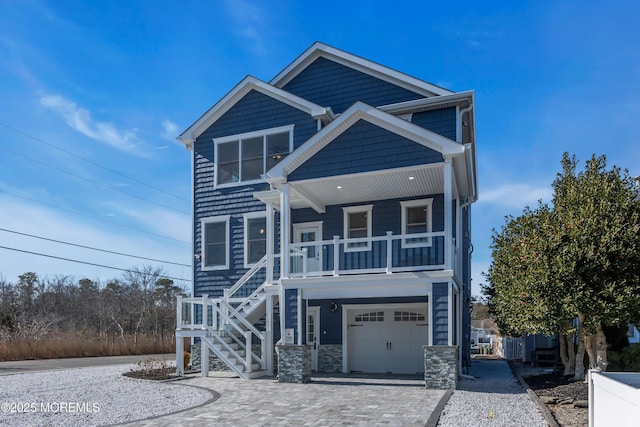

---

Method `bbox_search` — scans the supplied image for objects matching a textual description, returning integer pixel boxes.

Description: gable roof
[270,42,453,99]
[177,76,334,148]
[265,101,465,182]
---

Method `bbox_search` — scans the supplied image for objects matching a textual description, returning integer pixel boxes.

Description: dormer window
[214,125,294,187]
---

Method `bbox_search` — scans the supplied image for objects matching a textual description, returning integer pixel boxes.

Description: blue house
[175,43,477,386]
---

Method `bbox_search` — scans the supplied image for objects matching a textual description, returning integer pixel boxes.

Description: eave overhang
[270,42,453,98]
[177,75,334,150]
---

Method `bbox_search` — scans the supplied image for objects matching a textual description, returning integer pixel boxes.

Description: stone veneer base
[277,345,311,383]
[318,344,342,373]
[191,343,231,372]
[424,345,458,390]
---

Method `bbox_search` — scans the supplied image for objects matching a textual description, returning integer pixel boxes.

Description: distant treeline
[0,266,187,361]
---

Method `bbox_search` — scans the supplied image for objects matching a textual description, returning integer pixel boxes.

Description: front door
[293,222,322,273]
[307,306,320,371]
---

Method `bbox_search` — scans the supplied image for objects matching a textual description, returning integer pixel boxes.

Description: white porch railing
[287,231,448,277]
[176,294,267,379]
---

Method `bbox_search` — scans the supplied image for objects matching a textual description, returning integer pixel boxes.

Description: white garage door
[348,305,429,374]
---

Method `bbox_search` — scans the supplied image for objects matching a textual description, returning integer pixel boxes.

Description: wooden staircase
[175,255,277,379]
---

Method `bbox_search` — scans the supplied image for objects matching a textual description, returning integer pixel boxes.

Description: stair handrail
[226,255,267,300]
[235,282,268,313]
[219,298,264,340]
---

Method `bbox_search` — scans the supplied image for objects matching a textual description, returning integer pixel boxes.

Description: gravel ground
[0,364,214,426]
[437,359,547,427]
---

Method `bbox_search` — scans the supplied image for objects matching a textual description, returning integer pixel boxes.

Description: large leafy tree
[485,153,640,380]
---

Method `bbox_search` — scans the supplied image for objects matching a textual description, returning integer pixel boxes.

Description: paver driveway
[126,372,447,427]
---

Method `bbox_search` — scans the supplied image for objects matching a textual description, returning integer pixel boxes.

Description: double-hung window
[214,125,293,186]
[400,199,433,248]
[343,205,373,252]
[201,215,230,270]
[244,212,267,267]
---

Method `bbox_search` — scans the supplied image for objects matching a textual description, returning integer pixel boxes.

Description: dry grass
[0,330,177,361]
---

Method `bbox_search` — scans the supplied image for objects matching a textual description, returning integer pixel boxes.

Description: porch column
[266,294,274,375]
[444,157,453,270]
[266,203,274,284]
[280,184,290,279]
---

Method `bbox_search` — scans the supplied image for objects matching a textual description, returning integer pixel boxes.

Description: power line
[0,245,191,282]
[1,190,190,244]
[0,227,190,267]
[0,146,189,214]
[0,122,190,202]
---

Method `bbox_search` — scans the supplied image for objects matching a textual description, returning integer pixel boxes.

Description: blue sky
[1,1,638,296]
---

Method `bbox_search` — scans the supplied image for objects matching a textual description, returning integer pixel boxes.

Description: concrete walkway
[124,372,447,427]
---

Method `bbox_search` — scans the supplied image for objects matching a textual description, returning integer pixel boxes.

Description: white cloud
[223,0,269,56]
[39,94,146,156]
[479,183,552,209]
[160,119,180,142]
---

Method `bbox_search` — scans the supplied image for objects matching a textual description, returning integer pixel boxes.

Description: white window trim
[400,198,433,248]
[201,215,230,271]
[342,204,373,252]
[213,124,294,189]
[243,211,267,268]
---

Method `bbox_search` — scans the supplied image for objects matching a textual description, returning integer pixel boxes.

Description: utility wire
[1,190,190,244]
[0,122,190,202]
[0,245,191,282]
[0,227,190,267]
[0,146,189,215]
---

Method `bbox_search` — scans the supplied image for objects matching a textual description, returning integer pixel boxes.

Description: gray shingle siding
[288,120,443,181]
[282,57,425,114]
[432,282,449,345]
[411,107,457,140]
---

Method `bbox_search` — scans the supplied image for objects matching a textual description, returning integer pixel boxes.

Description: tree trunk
[559,331,576,376]
[573,335,586,381]
[594,323,609,372]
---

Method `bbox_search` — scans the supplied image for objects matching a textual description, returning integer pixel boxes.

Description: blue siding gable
[195,89,317,150]
[283,57,425,114]
[411,107,457,140]
[288,119,443,181]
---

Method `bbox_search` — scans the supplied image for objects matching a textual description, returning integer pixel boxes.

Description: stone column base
[424,345,458,389]
[276,345,311,383]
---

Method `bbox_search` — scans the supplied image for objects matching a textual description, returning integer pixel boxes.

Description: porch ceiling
[255,164,456,213]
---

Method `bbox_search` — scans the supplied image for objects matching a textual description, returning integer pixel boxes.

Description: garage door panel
[348,306,428,374]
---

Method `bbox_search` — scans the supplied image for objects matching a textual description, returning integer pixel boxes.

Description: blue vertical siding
[284,288,298,340]
[411,107,457,140]
[292,195,442,238]
[282,57,425,114]
[288,120,443,181]
[432,282,449,345]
